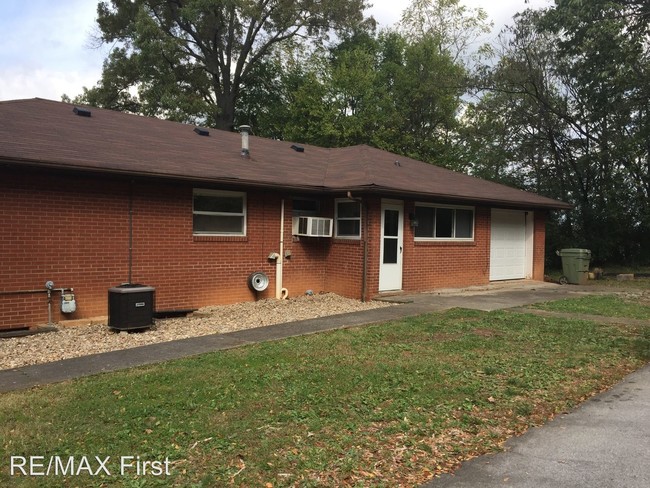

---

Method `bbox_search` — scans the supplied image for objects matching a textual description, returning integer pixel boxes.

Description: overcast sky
[0,0,551,102]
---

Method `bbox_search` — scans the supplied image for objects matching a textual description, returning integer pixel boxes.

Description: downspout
[47,288,53,325]
[276,198,285,299]
[128,180,134,284]
[361,198,369,302]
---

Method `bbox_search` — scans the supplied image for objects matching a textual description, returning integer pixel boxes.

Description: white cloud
[0,66,102,101]
[0,0,103,101]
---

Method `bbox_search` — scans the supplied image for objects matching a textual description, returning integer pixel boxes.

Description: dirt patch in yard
[473,328,503,337]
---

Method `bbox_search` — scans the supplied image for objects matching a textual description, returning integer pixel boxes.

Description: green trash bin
[556,248,591,285]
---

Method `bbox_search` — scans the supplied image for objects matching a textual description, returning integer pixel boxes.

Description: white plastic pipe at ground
[276,199,284,299]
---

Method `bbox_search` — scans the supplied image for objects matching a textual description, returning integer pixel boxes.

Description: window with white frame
[292,198,320,216]
[335,199,361,238]
[414,204,474,240]
[193,189,246,235]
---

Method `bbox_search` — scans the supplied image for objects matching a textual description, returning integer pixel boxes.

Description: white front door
[379,201,404,291]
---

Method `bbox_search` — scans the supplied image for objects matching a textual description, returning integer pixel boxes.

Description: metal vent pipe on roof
[239,125,251,158]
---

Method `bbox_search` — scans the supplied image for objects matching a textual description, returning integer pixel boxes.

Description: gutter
[0,158,573,211]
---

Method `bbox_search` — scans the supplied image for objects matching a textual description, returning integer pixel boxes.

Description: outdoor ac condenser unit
[292,216,333,237]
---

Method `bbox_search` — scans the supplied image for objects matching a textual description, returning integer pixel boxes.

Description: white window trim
[193,189,247,236]
[334,198,362,239]
[414,202,475,242]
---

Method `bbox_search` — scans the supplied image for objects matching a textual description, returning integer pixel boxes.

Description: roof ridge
[360,145,373,184]
[322,146,335,187]
[0,97,52,105]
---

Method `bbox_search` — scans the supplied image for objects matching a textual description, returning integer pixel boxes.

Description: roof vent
[290,144,305,153]
[239,125,251,158]
[73,107,91,117]
[194,127,209,136]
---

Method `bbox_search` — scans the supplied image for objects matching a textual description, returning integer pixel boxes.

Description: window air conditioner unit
[292,216,333,237]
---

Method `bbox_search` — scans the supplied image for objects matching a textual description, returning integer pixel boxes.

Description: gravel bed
[0,294,392,370]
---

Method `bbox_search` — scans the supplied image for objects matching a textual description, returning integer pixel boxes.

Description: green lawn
[533,295,650,320]
[1,309,648,487]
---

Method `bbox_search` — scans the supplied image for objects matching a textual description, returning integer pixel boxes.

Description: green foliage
[77,0,371,129]
[461,1,650,264]
[244,29,467,166]
[399,0,493,64]
[72,0,650,268]
[534,295,650,320]
[75,0,487,170]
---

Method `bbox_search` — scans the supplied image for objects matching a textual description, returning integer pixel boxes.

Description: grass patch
[534,295,650,320]
[546,272,650,290]
[1,309,648,487]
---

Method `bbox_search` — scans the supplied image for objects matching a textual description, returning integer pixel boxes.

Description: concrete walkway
[425,364,650,488]
[0,282,603,393]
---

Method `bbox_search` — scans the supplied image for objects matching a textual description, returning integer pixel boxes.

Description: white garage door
[490,210,527,281]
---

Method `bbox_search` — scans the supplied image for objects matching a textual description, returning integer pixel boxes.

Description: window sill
[414,239,475,247]
[193,235,248,242]
[332,237,362,245]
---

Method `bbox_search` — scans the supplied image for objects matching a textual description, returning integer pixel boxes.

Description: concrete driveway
[424,364,650,487]
[379,280,594,312]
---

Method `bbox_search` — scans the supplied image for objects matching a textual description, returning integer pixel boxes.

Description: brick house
[0,98,570,330]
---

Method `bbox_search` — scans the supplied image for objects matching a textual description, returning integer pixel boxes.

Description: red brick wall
[401,203,491,292]
[1,168,549,330]
[1,169,130,329]
[364,197,382,299]
[533,211,547,281]
[283,199,329,297]
[0,169,331,329]
[130,182,279,311]
[324,198,492,299]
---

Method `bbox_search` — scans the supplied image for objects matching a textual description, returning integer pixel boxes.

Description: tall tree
[463,2,650,263]
[77,0,370,130]
[242,29,467,165]
[399,0,492,64]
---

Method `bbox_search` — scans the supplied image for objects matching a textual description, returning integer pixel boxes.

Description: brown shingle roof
[0,98,570,209]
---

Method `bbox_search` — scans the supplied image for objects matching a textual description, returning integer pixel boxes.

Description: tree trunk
[214,93,237,131]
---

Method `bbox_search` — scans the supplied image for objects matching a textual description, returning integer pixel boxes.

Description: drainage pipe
[0,289,49,295]
[0,287,72,296]
[128,180,134,284]
[361,198,369,302]
[276,199,285,299]
[47,289,53,326]
[347,191,369,302]
[0,287,72,326]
